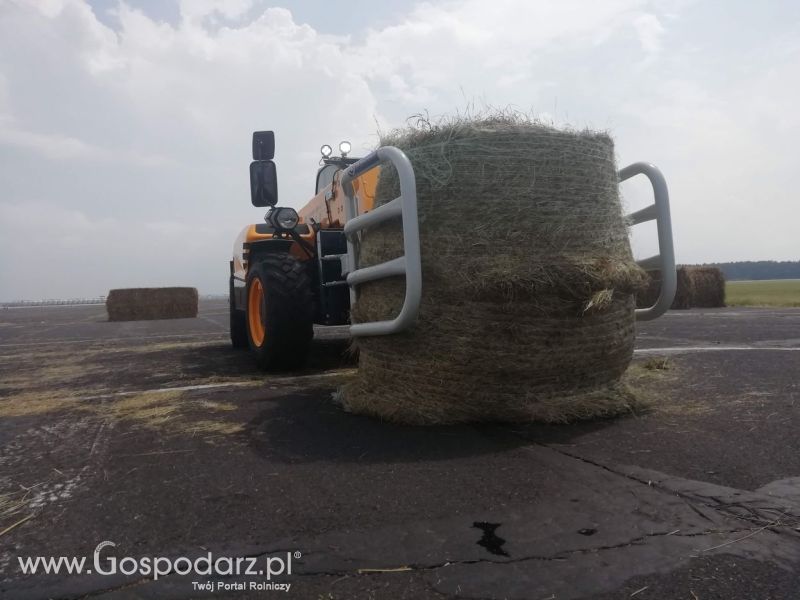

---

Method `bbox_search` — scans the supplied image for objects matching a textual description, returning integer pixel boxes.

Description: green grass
[725,279,800,307]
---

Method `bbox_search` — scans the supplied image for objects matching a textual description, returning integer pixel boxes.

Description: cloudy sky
[0,0,797,300]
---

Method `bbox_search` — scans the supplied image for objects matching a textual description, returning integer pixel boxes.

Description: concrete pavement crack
[536,442,800,533]
[270,526,755,590]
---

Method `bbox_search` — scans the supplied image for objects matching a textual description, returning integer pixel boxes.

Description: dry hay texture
[637,267,693,309]
[106,287,198,321]
[689,267,726,307]
[636,267,725,310]
[340,115,649,425]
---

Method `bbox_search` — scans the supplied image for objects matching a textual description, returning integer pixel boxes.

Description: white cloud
[0,125,172,165]
[0,127,98,160]
[177,0,254,24]
[633,13,665,54]
[0,0,798,300]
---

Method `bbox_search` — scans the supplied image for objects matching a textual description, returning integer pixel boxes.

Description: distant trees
[689,261,800,281]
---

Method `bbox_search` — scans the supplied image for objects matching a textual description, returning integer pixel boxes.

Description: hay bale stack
[340,117,648,425]
[636,267,724,309]
[106,287,198,321]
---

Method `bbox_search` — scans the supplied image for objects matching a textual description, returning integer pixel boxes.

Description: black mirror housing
[250,160,278,207]
[252,131,275,160]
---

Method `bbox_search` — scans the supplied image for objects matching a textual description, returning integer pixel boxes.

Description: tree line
[688,261,800,281]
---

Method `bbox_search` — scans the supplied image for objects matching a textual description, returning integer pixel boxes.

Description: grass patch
[726,279,800,307]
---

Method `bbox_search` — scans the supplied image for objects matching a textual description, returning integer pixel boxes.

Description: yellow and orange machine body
[231,167,379,281]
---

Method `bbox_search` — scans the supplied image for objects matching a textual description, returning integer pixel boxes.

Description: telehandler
[230,130,676,370]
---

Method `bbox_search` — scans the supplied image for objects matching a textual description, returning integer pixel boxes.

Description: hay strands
[357,566,413,573]
[699,512,786,553]
[0,513,36,538]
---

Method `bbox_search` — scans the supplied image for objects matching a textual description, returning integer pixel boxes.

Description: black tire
[229,276,248,349]
[245,253,314,370]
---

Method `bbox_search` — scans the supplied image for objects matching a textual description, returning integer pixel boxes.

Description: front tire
[245,253,314,370]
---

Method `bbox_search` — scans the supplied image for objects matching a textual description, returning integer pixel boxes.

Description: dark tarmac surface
[0,301,799,599]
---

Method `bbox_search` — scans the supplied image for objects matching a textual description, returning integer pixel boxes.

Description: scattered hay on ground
[100,390,184,427]
[0,387,247,440]
[197,400,238,412]
[94,390,246,437]
[186,420,244,436]
[0,391,80,418]
[0,490,33,523]
[642,356,671,371]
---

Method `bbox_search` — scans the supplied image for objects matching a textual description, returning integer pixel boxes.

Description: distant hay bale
[106,287,198,321]
[671,267,695,309]
[339,115,648,425]
[687,267,725,307]
[636,266,724,309]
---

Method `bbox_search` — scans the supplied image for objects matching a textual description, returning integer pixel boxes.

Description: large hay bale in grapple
[340,117,648,425]
[686,266,725,307]
[106,287,198,321]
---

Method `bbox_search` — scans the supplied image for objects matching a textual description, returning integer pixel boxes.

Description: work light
[320,144,332,158]
[268,207,299,230]
[339,141,351,157]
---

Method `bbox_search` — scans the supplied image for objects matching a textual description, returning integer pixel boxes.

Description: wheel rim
[248,279,266,346]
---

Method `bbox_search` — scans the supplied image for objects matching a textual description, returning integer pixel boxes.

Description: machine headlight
[339,140,351,156]
[320,144,332,158]
[270,207,299,230]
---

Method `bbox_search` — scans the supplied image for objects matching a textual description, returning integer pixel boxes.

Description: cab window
[316,164,338,194]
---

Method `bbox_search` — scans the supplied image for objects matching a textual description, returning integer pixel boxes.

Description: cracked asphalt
[0,301,799,599]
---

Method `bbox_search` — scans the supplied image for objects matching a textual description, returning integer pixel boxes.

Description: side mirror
[252,131,275,160]
[250,160,278,207]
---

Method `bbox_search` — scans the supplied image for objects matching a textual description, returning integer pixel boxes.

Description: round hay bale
[340,117,648,425]
[686,267,725,308]
[106,287,198,321]
[636,266,724,310]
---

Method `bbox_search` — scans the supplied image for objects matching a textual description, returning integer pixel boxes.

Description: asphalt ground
[0,301,799,599]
